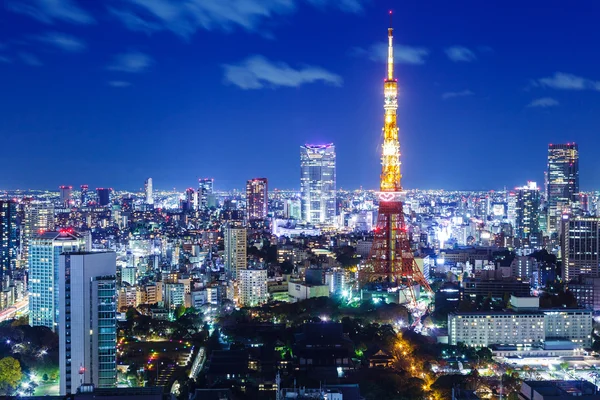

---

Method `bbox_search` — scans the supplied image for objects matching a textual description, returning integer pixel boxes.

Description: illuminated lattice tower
[358,13,432,303]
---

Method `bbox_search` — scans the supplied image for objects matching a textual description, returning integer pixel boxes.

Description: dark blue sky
[1,0,599,192]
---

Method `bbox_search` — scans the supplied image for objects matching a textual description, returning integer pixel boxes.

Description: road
[0,297,29,322]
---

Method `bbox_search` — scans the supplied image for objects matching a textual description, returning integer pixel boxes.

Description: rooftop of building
[522,380,600,397]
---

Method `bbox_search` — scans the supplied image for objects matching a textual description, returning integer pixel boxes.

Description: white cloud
[441,90,474,100]
[108,51,153,73]
[528,97,559,108]
[8,0,94,24]
[108,8,162,35]
[536,72,600,91]
[223,55,342,89]
[445,46,476,62]
[306,0,365,13]
[37,32,86,52]
[111,0,367,38]
[108,81,132,88]
[19,52,43,66]
[353,42,429,65]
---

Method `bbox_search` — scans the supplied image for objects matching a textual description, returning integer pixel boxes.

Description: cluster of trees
[120,307,209,343]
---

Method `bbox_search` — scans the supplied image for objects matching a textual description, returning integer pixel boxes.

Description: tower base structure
[359,199,432,305]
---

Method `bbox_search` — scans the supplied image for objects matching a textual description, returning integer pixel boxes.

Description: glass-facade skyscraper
[198,178,214,210]
[515,181,541,248]
[0,200,18,281]
[547,143,579,233]
[300,144,336,225]
[29,231,87,331]
[59,252,117,395]
[246,178,268,220]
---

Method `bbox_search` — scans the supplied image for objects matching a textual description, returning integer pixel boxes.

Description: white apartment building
[238,269,268,307]
[224,224,247,280]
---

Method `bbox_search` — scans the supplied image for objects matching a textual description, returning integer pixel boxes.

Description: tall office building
[21,201,55,269]
[59,186,73,207]
[0,201,18,281]
[59,252,117,395]
[80,185,89,206]
[515,181,541,247]
[182,188,197,211]
[29,231,87,330]
[561,216,600,282]
[246,178,268,220]
[198,178,214,209]
[300,144,336,224]
[144,178,153,205]
[224,224,247,280]
[547,143,579,233]
[96,188,112,207]
[238,268,268,307]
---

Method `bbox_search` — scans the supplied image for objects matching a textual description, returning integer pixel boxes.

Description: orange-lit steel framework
[359,12,432,303]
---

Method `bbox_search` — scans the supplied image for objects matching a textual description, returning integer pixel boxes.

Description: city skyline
[2,1,600,191]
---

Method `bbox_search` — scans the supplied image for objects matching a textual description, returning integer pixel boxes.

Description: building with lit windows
[0,200,18,281]
[238,268,268,307]
[29,231,87,330]
[198,178,214,209]
[561,216,600,282]
[515,181,541,248]
[300,144,336,225]
[21,201,55,269]
[224,224,247,280]
[448,296,592,348]
[144,178,153,205]
[246,178,268,220]
[547,143,579,234]
[59,252,117,395]
[164,283,185,310]
[80,185,90,206]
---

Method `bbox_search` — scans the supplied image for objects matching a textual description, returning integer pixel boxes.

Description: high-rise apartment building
[0,201,18,281]
[59,252,117,395]
[59,186,73,207]
[224,224,247,280]
[198,178,214,210]
[300,144,336,225]
[29,231,87,330]
[561,216,600,282]
[238,268,268,307]
[96,188,112,207]
[144,178,153,205]
[246,178,268,220]
[515,181,541,247]
[547,143,579,233]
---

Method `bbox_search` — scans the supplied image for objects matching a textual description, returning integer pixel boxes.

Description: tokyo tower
[359,12,432,303]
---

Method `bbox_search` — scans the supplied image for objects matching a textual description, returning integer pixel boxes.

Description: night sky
[1,0,599,192]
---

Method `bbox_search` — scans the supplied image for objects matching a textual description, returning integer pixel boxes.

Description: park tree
[0,357,22,392]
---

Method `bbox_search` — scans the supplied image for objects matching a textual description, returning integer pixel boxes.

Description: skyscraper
[80,185,89,206]
[300,144,336,224]
[59,186,73,207]
[246,178,268,220]
[224,224,247,280]
[96,188,112,207]
[144,178,154,205]
[21,201,55,269]
[547,143,579,233]
[29,230,87,330]
[0,201,18,281]
[515,181,541,248]
[561,216,600,282]
[59,252,117,395]
[198,178,214,210]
